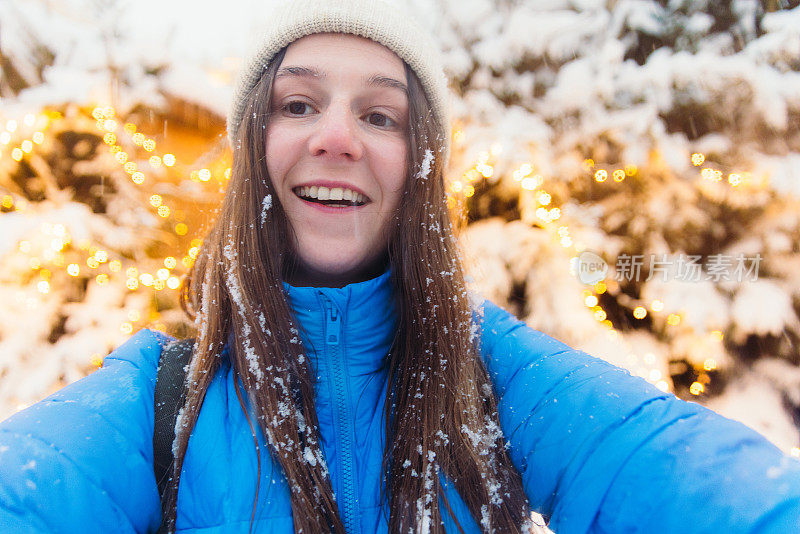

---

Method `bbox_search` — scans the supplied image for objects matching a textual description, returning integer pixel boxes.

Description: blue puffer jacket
[2,269,800,533]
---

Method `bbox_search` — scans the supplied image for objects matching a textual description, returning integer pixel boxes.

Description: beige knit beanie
[228,0,451,162]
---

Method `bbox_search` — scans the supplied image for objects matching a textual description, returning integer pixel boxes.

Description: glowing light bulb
[612,169,625,182]
[689,382,704,395]
[132,172,145,184]
[175,223,188,235]
[633,306,647,319]
[198,168,211,181]
[157,205,170,218]
[149,195,162,207]
[149,156,162,167]
[120,322,133,335]
[163,154,176,166]
[651,299,664,312]
[6,120,18,132]
[167,276,181,289]
[703,358,717,371]
[691,153,705,166]
[143,139,156,152]
[594,170,607,182]
[164,257,177,269]
[585,295,598,307]
[21,140,33,153]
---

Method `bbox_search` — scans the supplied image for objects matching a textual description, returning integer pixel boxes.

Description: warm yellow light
[667,313,681,326]
[691,153,705,166]
[164,256,177,269]
[188,246,199,259]
[139,273,154,286]
[94,250,108,263]
[37,280,50,294]
[110,145,121,154]
[175,223,188,235]
[633,306,647,319]
[108,260,121,272]
[612,169,625,182]
[711,330,723,341]
[167,276,181,290]
[124,122,136,134]
[153,279,165,291]
[12,148,23,161]
[536,191,551,205]
[143,139,156,152]
[6,119,18,132]
[549,208,561,221]
[224,167,232,179]
[594,309,607,321]
[198,168,212,182]
[21,140,33,153]
[149,195,162,207]
[190,238,203,248]
[86,258,99,269]
[594,281,607,294]
[126,278,139,290]
[450,181,463,193]
[703,358,717,371]
[163,154,176,166]
[128,309,141,321]
[96,274,109,285]
[585,295,598,307]
[594,170,607,182]
[1,195,14,209]
[583,158,595,170]
[149,155,162,167]
[728,173,742,186]
[50,237,65,251]
[182,256,193,268]
[23,114,36,127]
[480,165,493,178]
[132,172,145,184]
[689,382,704,395]
[67,264,80,276]
[103,119,117,132]
[156,268,170,280]
[19,240,31,253]
[92,107,104,120]
[624,164,638,176]
[39,269,51,280]
[126,267,138,278]
[190,170,200,182]
[32,131,44,144]
[651,299,664,312]
[0,132,10,145]
[120,322,133,335]
[90,353,104,367]
[124,161,137,174]
[29,257,41,269]
[132,132,145,145]
[656,380,670,392]
[157,205,170,218]
[535,207,548,220]
[115,151,128,164]
[560,236,572,247]
[103,132,116,145]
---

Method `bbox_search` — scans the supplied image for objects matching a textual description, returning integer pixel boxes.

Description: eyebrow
[275,66,408,95]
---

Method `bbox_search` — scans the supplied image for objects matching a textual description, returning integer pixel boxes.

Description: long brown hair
[165,44,530,533]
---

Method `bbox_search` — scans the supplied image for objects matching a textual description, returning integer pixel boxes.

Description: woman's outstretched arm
[479,299,800,533]
[0,329,170,533]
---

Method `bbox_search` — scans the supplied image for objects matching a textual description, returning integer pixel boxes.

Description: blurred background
[1,0,799,458]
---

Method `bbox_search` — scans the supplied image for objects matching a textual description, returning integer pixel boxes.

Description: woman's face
[265,33,409,287]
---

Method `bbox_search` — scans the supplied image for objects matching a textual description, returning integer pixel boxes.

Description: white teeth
[294,185,368,204]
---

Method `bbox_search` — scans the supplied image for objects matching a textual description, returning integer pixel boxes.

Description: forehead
[280,33,406,82]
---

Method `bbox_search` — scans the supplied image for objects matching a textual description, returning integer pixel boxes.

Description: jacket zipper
[322,294,360,533]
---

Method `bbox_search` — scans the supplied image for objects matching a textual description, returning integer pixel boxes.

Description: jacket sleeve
[0,328,171,534]
[479,299,800,534]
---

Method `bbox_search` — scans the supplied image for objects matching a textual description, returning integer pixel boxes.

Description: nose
[307,101,365,161]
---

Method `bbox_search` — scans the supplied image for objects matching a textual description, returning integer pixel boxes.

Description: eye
[282,100,314,116]
[366,111,396,128]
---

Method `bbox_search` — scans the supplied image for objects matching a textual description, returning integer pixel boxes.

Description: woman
[1,1,800,533]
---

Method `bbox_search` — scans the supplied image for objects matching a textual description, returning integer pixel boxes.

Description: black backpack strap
[153,338,195,531]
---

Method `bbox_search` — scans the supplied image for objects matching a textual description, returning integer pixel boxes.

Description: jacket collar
[282,268,397,374]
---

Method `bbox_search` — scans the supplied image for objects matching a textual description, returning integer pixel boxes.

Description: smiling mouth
[293,186,370,207]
